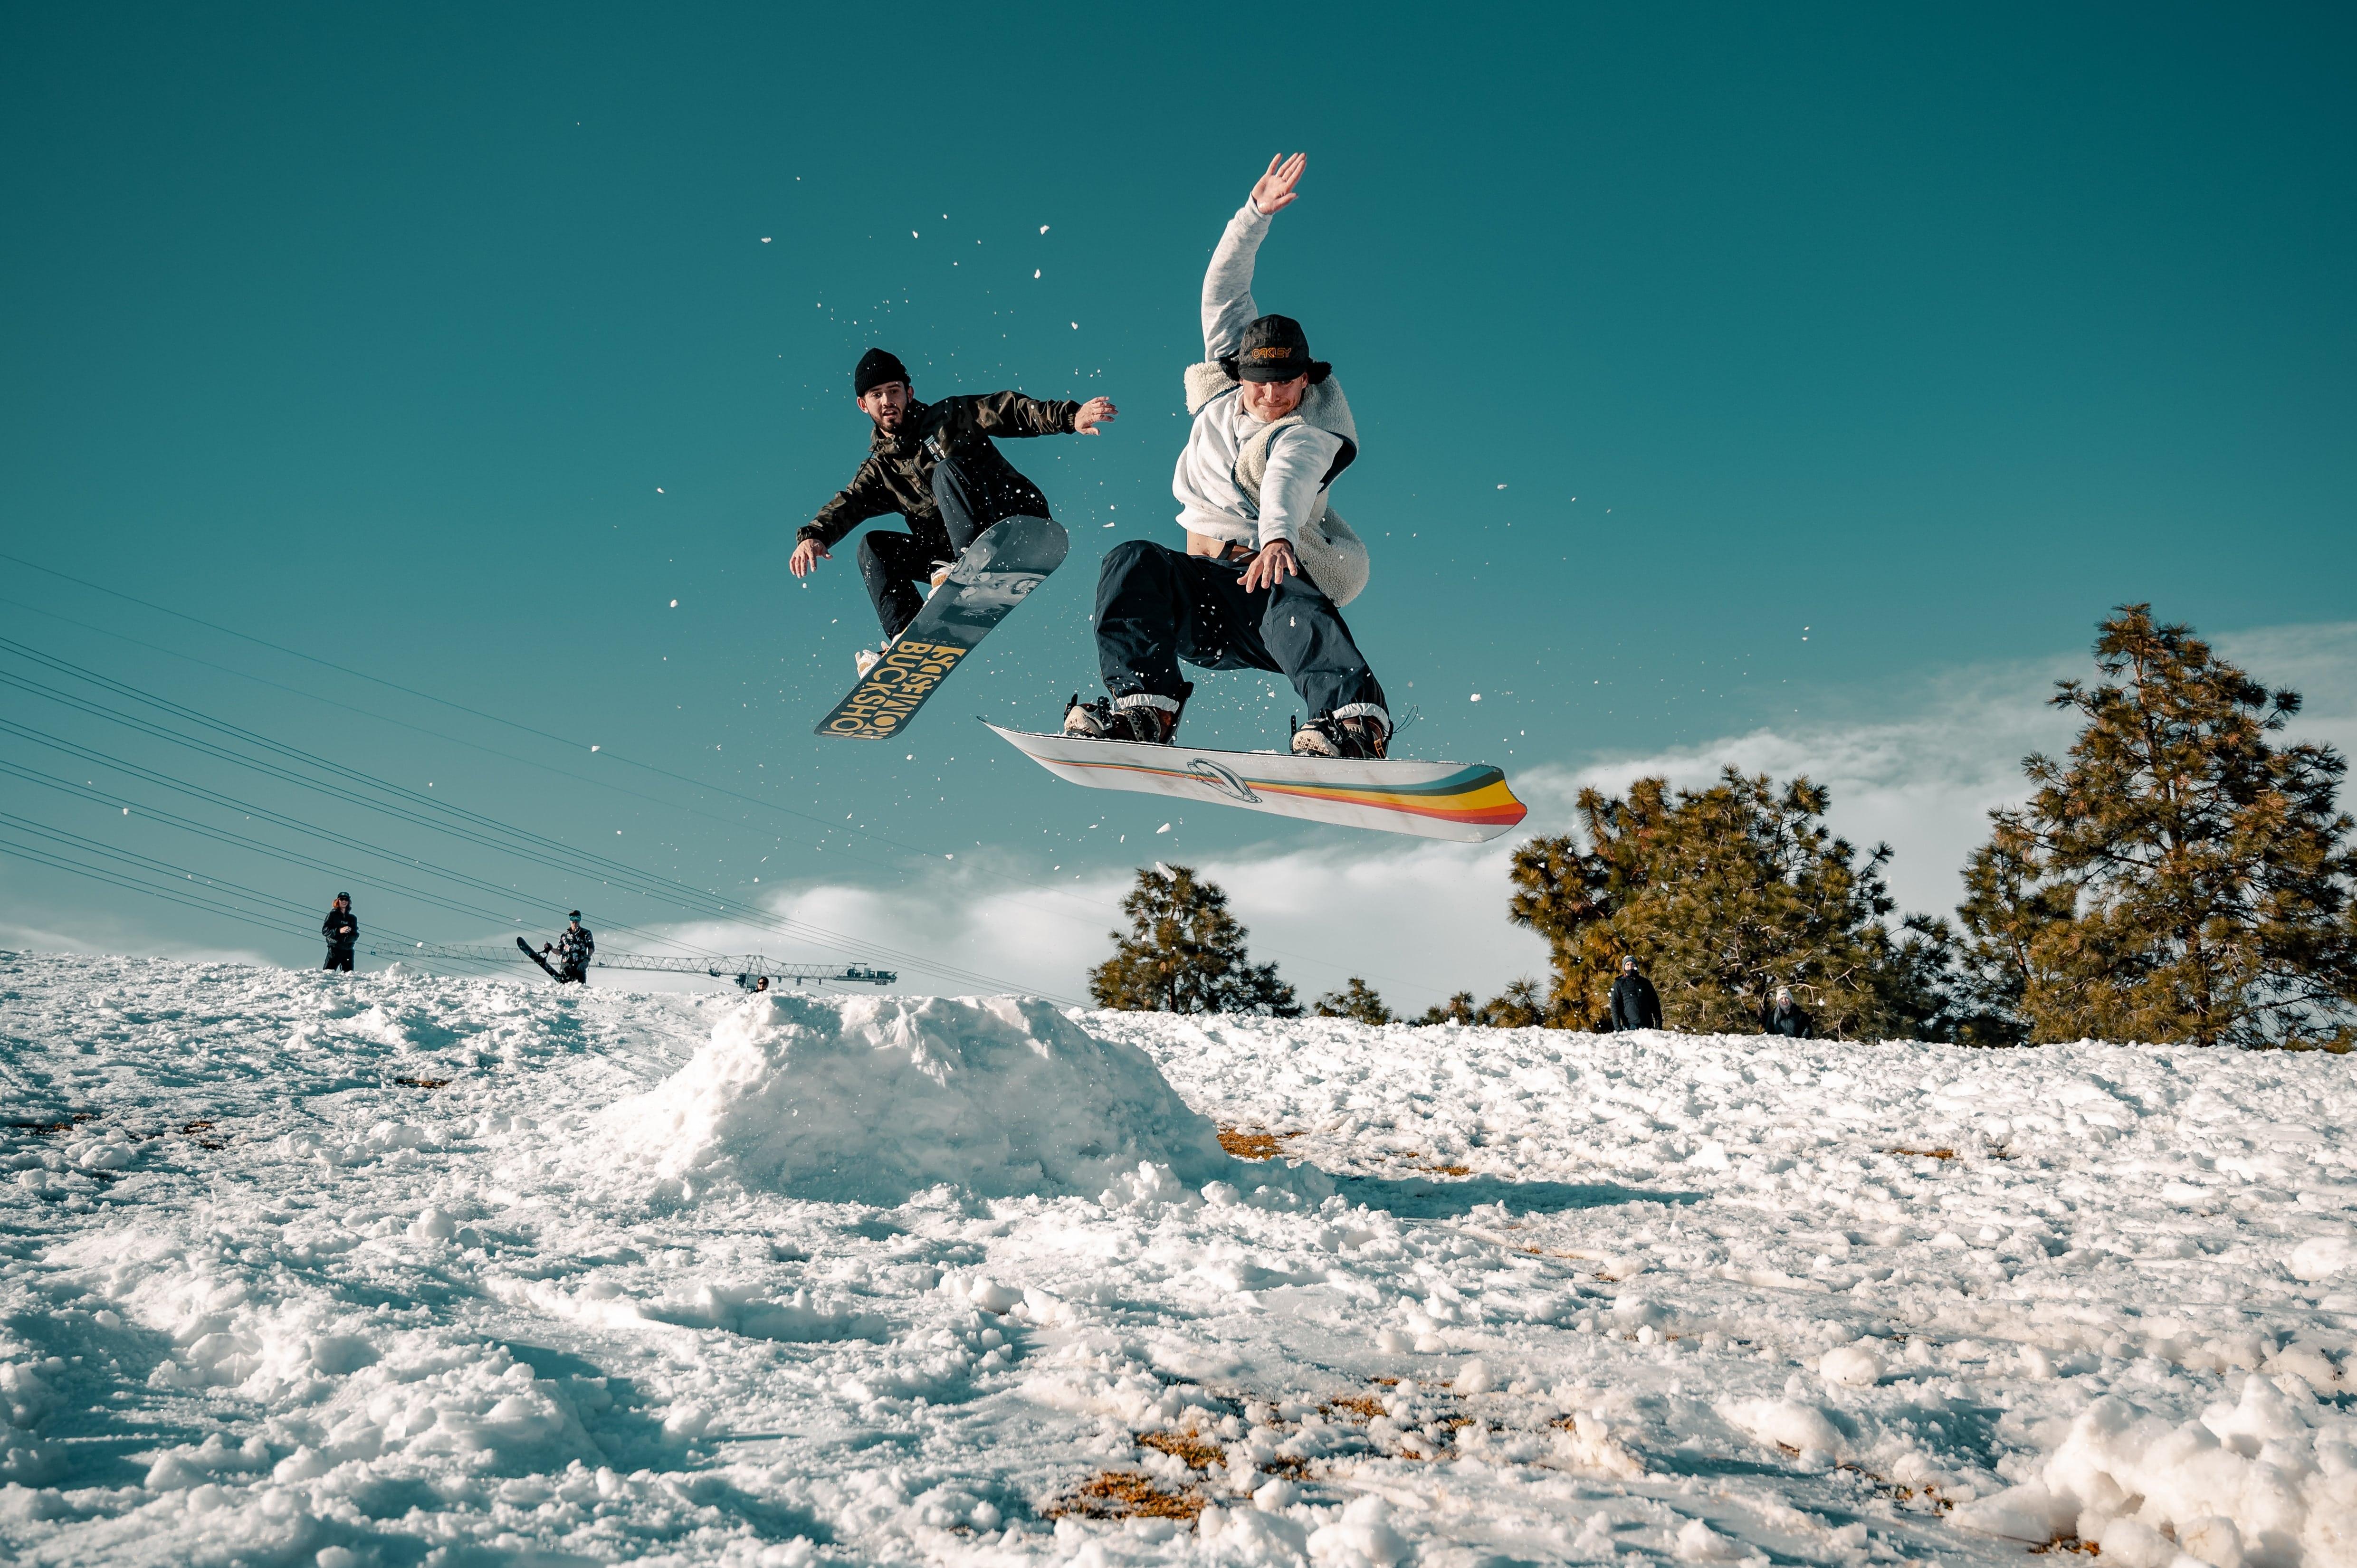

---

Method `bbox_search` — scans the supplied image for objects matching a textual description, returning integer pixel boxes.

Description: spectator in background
[322,893,357,973]
[1607,955,1662,1031]
[1761,985,1814,1038]
[551,911,594,984]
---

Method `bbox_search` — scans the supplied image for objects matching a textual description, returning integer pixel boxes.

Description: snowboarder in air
[790,348,1117,675]
[1063,153,1389,759]
[538,911,594,985]
[1609,956,1663,1031]
[322,892,357,973]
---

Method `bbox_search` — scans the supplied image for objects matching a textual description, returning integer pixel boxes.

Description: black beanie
[854,348,910,398]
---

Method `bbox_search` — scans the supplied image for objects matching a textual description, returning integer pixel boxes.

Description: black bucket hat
[1233,314,1330,383]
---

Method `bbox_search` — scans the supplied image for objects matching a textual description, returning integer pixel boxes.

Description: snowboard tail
[983,722,1527,842]
[817,515,1068,739]
[515,936,565,982]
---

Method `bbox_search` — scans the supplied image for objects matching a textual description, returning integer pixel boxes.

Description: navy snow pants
[1092,539,1387,722]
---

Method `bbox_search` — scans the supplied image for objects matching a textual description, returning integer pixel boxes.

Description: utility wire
[0,832,500,978]
[0,717,721,954]
[0,591,955,894]
[0,554,1457,998]
[0,550,1080,874]
[0,813,508,969]
[0,710,1076,1002]
[0,758,553,932]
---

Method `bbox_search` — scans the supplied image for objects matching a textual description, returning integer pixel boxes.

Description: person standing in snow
[1063,152,1389,759]
[1608,956,1663,1031]
[789,348,1118,674]
[1760,986,1813,1038]
[541,911,594,985]
[321,892,357,973]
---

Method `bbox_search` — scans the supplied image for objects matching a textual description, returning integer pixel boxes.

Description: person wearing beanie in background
[322,892,357,973]
[1608,955,1663,1032]
[790,347,1118,674]
[1761,985,1814,1039]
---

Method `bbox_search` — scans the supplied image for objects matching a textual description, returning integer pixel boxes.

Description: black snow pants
[1092,539,1387,722]
[857,454,1049,640]
[323,948,354,973]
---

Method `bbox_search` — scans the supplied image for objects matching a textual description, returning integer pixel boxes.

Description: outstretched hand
[1072,396,1118,435]
[1251,152,1307,216]
[1239,539,1300,593]
[790,538,830,577]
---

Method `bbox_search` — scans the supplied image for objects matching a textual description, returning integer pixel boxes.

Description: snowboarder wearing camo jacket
[1064,153,1390,760]
[539,911,594,985]
[790,349,1117,675]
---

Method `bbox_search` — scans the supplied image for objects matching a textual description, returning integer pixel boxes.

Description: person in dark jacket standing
[790,348,1118,673]
[1761,986,1814,1038]
[321,893,357,972]
[539,911,594,985]
[1607,955,1662,1031]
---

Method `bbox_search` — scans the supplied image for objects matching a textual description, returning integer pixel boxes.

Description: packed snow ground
[3,952,2354,1568]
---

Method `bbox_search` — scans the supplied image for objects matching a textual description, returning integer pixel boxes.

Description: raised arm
[1202,153,1306,360]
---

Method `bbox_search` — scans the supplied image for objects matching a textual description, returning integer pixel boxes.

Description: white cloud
[646,621,2357,1017]
[0,914,270,968]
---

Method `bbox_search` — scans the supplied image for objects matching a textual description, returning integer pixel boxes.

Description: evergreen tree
[1415,991,1480,1026]
[1479,978,1547,1028]
[1956,605,2357,1047]
[1507,769,1949,1039]
[1089,865,1301,1016]
[1312,978,1393,1025]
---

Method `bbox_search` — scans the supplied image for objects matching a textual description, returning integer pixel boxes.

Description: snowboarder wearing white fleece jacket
[1065,153,1391,759]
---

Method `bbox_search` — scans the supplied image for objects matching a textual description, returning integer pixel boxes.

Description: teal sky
[4,4,2353,1001]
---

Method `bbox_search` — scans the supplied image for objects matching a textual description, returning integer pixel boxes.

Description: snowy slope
[2,952,2353,1568]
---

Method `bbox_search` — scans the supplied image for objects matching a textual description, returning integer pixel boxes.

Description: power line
[0,758,551,932]
[0,552,1157,940]
[0,591,965,894]
[0,551,1460,998]
[0,697,1076,1002]
[0,550,1079,876]
[0,832,507,979]
[384,941,898,991]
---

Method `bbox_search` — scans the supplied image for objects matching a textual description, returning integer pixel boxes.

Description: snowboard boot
[926,561,955,598]
[854,640,892,678]
[1291,711,1390,760]
[1063,686,1189,745]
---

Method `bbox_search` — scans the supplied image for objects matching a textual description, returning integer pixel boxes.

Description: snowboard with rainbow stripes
[982,721,1527,842]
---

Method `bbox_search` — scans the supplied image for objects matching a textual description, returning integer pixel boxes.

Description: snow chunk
[2289,1231,2354,1281]
[1675,1518,1749,1560]
[1818,1342,1884,1387]
[1950,1481,2074,1543]
[1721,1397,1850,1464]
[601,993,1231,1203]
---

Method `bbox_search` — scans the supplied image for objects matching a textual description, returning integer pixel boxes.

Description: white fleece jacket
[1170,200,1347,550]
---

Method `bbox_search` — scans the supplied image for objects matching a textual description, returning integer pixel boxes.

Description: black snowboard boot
[1291,712,1390,760]
[1064,688,1187,745]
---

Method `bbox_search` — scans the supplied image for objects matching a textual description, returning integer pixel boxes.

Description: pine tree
[1955,605,2357,1047]
[1313,978,1393,1025]
[1089,865,1301,1017]
[1415,991,1479,1026]
[1507,769,1949,1039]
[1479,978,1547,1027]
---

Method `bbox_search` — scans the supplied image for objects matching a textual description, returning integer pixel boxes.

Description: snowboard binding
[1064,683,1193,746]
